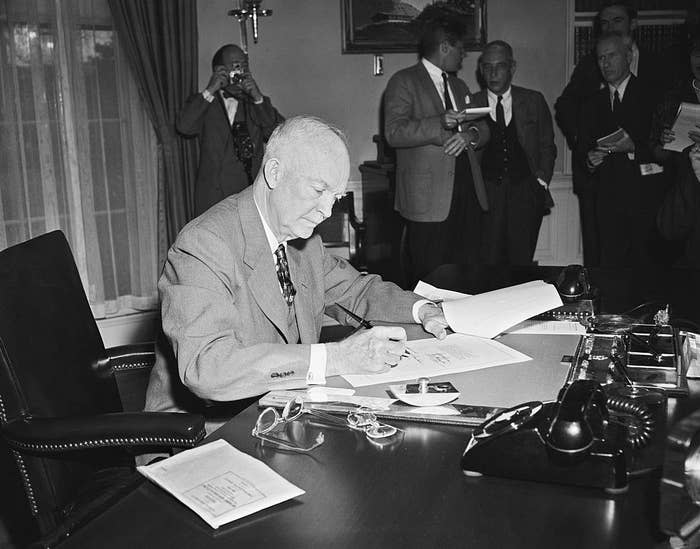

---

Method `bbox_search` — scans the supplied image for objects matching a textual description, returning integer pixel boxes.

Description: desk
[61,406,667,549]
[60,265,700,548]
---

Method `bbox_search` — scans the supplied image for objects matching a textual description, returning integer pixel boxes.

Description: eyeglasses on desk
[252,396,400,452]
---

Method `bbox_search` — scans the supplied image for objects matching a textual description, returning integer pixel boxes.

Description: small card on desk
[137,439,304,528]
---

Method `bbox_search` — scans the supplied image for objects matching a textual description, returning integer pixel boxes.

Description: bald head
[255,116,350,242]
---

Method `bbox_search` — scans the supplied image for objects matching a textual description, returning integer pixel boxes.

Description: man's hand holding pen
[326,326,409,375]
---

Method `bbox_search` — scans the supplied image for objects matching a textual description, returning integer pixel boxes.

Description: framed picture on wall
[341,0,486,54]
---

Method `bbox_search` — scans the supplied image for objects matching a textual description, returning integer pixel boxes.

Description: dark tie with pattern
[613,89,621,114]
[274,244,296,306]
[441,72,453,110]
[496,95,505,128]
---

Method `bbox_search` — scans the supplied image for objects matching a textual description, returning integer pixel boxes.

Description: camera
[228,64,245,85]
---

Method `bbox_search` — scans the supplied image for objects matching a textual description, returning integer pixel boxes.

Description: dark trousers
[480,174,544,265]
[403,153,481,286]
[577,189,600,267]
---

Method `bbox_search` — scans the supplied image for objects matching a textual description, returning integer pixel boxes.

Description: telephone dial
[461,380,661,492]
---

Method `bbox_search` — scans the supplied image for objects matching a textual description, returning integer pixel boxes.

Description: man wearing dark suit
[555,1,661,266]
[384,12,489,285]
[472,40,556,264]
[177,44,284,216]
[577,33,663,267]
[145,116,449,434]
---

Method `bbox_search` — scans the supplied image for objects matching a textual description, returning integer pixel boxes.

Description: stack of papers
[138,440,304,528]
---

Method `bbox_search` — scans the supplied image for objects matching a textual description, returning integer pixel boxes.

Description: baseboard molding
[96,310,158,348]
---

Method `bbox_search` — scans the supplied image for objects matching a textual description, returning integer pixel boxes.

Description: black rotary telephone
[533,265,598,322]
[461,380,657,493]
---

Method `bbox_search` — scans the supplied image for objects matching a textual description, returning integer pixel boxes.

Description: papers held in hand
[416,280,563,340]
[665,102,700,152]
[596,127,626,148]
[137,440,304,528]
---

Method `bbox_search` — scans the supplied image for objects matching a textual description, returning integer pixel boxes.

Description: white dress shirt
[421,57,458,109]
[487,87,512,125]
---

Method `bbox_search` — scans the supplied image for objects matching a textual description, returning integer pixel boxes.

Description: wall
[196,0,571,179]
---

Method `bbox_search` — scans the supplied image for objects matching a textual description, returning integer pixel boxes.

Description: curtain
[107,0,198,245]
[0,0,159,318]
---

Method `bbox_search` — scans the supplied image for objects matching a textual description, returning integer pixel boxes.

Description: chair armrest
[2,412,205,454]
[105,342,156,373]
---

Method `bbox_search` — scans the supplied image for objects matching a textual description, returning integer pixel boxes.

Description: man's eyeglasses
[252,397,400,452]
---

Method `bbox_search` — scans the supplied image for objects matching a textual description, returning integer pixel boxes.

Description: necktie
[274,244,296,306]
[231,117,254,183]
[496,95,505,128]
[441,72,453,111]
[613,90,621,114]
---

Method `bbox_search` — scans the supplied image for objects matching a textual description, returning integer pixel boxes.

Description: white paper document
[442,280,562,339]
[342,333,532,387]
[666,102,700,152]
[137,439,304,528]
[505,319,587,335]
[413,280,470,302]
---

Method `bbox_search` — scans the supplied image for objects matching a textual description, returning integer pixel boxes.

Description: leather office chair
[0,231,205,548]
[314,191,368,272]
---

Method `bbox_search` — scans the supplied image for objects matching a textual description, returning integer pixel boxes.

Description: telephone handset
[533,264,598,321]
[461,380,656,492]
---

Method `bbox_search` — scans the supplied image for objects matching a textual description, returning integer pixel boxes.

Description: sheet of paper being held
[441,280,562,339]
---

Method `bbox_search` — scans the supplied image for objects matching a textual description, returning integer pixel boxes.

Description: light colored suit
[145,187,421,420]
[384,62,485,222]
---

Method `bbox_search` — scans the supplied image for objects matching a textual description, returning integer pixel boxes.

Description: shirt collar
[421,57,444,80]
[609,73,632,97]
[487,86,512,103]
[254,195,282,253]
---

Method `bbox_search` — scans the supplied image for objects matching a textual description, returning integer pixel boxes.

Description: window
[0,0,158,317]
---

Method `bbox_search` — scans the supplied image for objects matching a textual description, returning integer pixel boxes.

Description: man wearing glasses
[177,43,284,216]
[145,116,449,433]
[472,40,556,265]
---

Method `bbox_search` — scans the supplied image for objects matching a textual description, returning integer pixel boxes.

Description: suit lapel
[216,93,233,127]
[239,191,290,342]
[511,87,525,139]
[286,240,317,343]
[416,63,445,115]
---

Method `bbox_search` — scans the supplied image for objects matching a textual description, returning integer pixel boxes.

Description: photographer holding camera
[177,44,284,216]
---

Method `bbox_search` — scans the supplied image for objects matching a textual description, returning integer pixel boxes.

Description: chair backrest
[314,191,367,271]
[0,231,123,534]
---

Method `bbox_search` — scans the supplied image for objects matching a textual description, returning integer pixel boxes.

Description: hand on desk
[326,326,408,376]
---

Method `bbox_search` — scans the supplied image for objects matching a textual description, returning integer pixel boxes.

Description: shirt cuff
[537,178,548,189]
[306,344,327,385]
[627,151,635,161]
[412,299,435,323]
[253,97,264,105]
[201,89,215,103]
